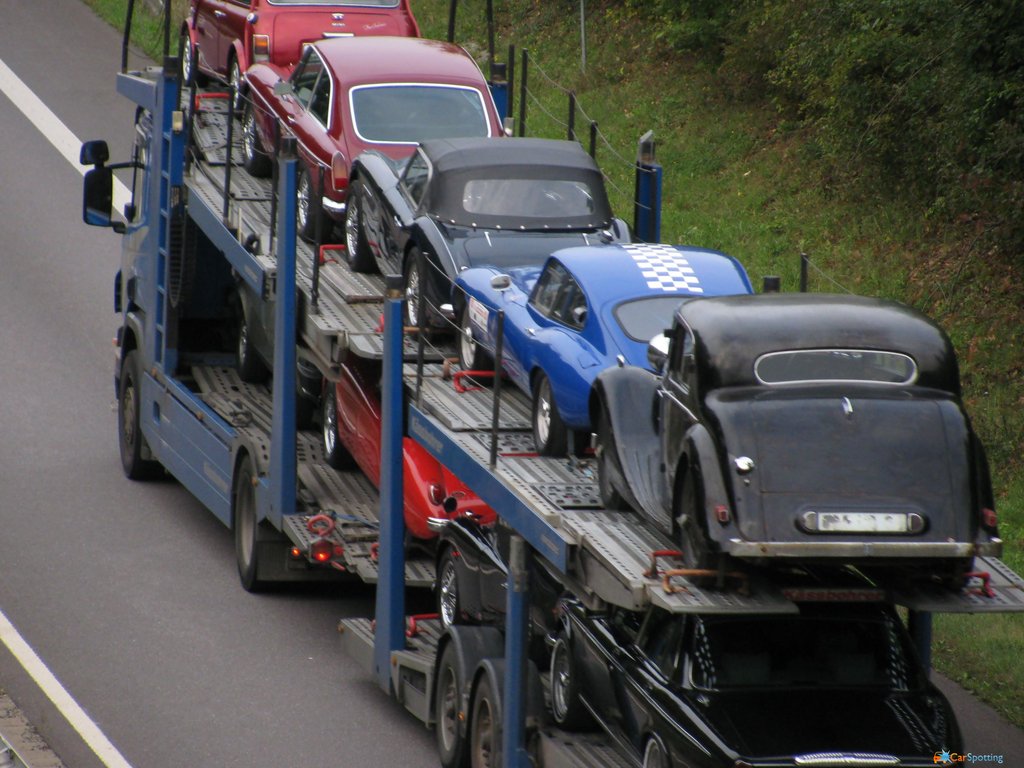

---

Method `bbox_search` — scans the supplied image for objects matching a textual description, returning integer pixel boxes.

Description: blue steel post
[503,536,531,768]
[268,139,299,528]
[375,274,407,692]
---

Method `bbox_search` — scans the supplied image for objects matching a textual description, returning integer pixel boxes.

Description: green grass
[87,0,1024,728]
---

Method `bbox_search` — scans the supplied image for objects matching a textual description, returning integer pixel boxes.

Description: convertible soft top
[417,137,613,229]
[678,293,960,394]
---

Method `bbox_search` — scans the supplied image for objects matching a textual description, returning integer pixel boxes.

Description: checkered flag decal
[622,243,704,293]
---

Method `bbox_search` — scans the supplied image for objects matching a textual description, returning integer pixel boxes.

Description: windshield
[269,1,399,5]
[613,296,685,342]
[350,84,490,144]
[690,613,912,690]
[754,349,917,385]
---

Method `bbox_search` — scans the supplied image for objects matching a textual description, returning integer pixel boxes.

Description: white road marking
[0,609,134,768]
[0,57,132,212]
[0,56,136,768]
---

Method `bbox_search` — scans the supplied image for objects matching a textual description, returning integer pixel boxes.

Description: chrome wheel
[438,550,459,628]
[404,257,422,328]
[229,58,242,112]
[323,389,338,457]
[458,308,480,369]
[297,169,312,234]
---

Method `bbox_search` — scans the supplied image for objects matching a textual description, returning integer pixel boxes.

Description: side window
[531,262,569,317]
[553,279,586,329]
[667,325,694,387]
[400,151,430,208]
[307,68,332,127]
[638,609,685,679]
[291,50,324,109]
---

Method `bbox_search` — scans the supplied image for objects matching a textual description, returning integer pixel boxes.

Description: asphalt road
[0,2,1021,767]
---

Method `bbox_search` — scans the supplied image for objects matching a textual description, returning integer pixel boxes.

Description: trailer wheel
[435,643,469,768]
[549,635,591,730]
[532,373,568,457]
[469,674,501,768]
[233,453,267,592]
[437,547,462,630]
[118,350,163,481]
[321,384,355,470]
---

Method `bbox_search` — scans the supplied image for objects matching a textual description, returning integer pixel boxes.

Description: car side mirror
[83,166,125,233]
[273,80,294,97]
[490,274,512,291]
[647,332,670,373]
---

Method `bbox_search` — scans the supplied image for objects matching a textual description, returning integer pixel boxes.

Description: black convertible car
[550,595,963,767]
[345,136,630,327]
[593,293,1002,581]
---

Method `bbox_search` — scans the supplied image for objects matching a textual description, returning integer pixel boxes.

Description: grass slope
[83,0,1024,728]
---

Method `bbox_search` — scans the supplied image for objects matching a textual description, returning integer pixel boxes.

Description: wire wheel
[437,549,460,629]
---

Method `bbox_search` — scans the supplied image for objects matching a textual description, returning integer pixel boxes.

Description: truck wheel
[344,179,375,272]
[321,384,355,470]
[437,547,462,629]
[596,407,629,510]
[469,674,501,768]
[549,635,591,730]
[241,100,271,177]
[435,643,469,768]
[532,374,568,457]
[458,304,490,371]
[118,350,163,480]
[233,453,267,592]
[236,310,268,383]
[675,466,714,570]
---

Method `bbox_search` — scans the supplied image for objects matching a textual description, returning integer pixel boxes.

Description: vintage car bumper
[725,537,1003,559]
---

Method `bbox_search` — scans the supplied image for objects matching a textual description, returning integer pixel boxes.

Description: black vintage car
[593,293,1001,581]
[550,595,963,767]
[345,136,630,327]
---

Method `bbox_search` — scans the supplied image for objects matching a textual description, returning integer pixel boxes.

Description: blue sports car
[454,242,754,455]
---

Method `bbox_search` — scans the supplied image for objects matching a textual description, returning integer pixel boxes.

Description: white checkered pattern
[622,243,704,293]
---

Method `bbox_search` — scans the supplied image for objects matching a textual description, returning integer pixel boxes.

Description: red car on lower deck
[322,357,495,541]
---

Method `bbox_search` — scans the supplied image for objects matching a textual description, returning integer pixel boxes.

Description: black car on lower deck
[550,596,962,767]
[346,136,630,328]
[594,293,1002,582]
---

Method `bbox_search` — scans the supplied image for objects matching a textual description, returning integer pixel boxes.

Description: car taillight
[428,483,445,506]
[331,152,348,193]
[252,34,270,61]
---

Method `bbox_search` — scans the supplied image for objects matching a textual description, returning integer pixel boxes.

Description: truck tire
[435,642,469,768]
[469,673,501,768]
[118,350,163,481]
[233,453,268,592]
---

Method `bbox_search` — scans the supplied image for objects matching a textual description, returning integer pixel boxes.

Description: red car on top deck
[240,35,505,240]
[321,357,496,542]
[180,0,420,96]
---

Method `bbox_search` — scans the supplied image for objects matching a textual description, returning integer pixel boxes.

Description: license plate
[816,512,909,533]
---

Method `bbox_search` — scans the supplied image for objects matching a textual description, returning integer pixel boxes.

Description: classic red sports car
[241,35,504,240]
[321,357,495,541]
[180,0,420,95]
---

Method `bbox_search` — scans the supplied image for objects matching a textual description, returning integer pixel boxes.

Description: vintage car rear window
[613,296,685,342]
[350,84,490,144]
[690,614,910,690]
[754,349,917,385]
[461,178,597,220]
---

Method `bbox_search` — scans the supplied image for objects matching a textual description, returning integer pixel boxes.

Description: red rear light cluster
[331,152,349,193]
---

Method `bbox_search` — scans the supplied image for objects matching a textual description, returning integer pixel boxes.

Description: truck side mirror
[80,139,110,166]
[83,166,124,233]
[647,332,669,373]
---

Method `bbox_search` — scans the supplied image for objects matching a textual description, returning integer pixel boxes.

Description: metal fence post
[633,131,662,243]
[518,50,529,137]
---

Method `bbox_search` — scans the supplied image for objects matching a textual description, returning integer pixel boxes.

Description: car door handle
[526,328,536,336]
[213,10,226,18]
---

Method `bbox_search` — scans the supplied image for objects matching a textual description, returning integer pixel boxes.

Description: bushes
[624,0,1024,256]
